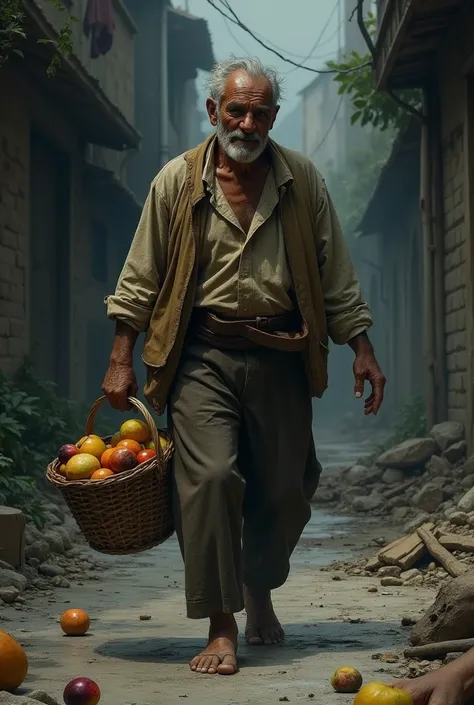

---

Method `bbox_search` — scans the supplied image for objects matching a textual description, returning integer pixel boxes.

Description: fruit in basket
[109,448,138,473]
[100,447,116,469]
[147,435,169,452]
[63,677,101,705]
[58,444,80,465]
[354,683,413,705]
[117,438,142,455]
[331,666,363,693]
[59,464,67,476]
[0,629,28,692]
[66,454,101,480]
[137,448,156,464]
[78,435,106,461]
[110,431,121,447]
[76,436,87,448]
[60,609,90,636]
[91,468,114,481]
[120,418,150,443]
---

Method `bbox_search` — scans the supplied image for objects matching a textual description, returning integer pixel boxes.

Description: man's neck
[216,142,270,178]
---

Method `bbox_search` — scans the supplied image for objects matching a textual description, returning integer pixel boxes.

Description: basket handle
[85,396,164,463]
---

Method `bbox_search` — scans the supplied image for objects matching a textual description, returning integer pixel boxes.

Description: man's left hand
[352,347,386,416]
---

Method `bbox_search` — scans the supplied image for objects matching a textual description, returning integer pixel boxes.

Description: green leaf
[350,110,362,125]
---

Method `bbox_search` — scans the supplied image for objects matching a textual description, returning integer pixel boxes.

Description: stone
[376,438,440,470]
[401,615,418,627]
[0,692,61,705]
[448,511,469,526]
[461,476,474,490]
[412,484,444,513]
[382,468,405,485]
[0,568,28,592]
[43,511,62,527]
[347,464,382,485]
[51,576,70,588]
[24,524,42,545]
[380,577,403,587]
[312,490,337,504]
[392,506,410,521]
[0,560,14,571]
[43,530,65,555]
[41,502,65,522]
[0,586,20,603]
[378,566,402,578]
[430,421,465,451]
[411,571,474,645]
[405,512,431,533]
[463,455,474,476]
[443,441,468,465]
[426,454,452,477]
[25,539,50,563]
[457,487,474,513]
[352,494,382,512]
[38,563,65,578]
[400,569,422,582]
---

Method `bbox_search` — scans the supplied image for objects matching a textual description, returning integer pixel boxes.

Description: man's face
[207,70,279,163]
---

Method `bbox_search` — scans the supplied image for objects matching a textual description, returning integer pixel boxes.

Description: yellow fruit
[66,453,100,480]
[0,629,28,692]
[146,436,169,452]
[76,436,87,449]
[120,419,150,444]
[331,666,363,693]
[78,435,106,460]
[59,464,67,476]
[354,682,413,705]
[110,432,121,447]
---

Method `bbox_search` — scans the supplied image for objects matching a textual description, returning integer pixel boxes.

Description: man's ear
[270,105,281,130]
[206,98,218,126]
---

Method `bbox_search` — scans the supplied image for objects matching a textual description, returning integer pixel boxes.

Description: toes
[217,655,238,675]
[245,629,264,646]
[189,655,219,674]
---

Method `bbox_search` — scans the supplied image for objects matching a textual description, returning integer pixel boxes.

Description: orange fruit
[0,629,28,691]
[78,435,106,460]
[91,468,114,481]
[100,447,116,469]
[137,448,156,464]
[110,431,121,447]
[120,419,150,444]
[117,438,142,455]
[60,609,90,636]
[66,454,100,480]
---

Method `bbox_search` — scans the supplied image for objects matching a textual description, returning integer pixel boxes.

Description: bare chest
[216,168,270,234]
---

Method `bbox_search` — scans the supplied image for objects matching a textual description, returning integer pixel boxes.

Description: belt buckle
[255,316,268,330]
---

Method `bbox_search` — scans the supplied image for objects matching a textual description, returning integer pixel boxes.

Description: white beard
[216,114,268,163]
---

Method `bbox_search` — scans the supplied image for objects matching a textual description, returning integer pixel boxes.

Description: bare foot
[189,614,238,675]
[244,585,285,645]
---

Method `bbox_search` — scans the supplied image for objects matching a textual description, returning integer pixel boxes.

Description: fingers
[102,365,137,412]
[104,387,130,412]
[372,373,386,414]
[354,373,365,399]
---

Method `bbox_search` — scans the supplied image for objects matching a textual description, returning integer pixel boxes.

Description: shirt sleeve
[315,178,373,345]
[105,182,168,333]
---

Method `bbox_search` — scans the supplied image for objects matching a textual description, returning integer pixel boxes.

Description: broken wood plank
[438,534,474,553]
[404,638,474,659]
[378,523,434,570]
[417,526,467,578]
[383,478,418,500]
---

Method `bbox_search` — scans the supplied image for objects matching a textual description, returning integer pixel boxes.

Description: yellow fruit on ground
[0,629,28,692]
[66,453,100,480]
[331,666,363,693]
[120,419,150,444]
[110,431,121,447]
[78,435,106,460]
[354,682,413,705]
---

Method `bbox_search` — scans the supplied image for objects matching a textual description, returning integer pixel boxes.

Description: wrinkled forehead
[222,70,274,107]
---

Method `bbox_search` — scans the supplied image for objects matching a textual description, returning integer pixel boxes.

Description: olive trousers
[169,340,321,619]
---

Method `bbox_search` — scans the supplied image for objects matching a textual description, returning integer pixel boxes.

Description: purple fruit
[63,677,101,705]
[58,444,79,465]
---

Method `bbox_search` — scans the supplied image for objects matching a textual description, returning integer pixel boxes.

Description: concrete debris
[376,438,440,470]
[430,421,465,451]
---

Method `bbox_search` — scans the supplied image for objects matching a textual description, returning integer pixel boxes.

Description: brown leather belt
[191,309,308,353]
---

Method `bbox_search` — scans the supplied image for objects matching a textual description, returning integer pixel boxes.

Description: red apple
[109,448,138,474]
[63,677,101,705]
[58,444,80,465]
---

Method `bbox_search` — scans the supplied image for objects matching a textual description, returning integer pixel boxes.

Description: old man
[103,56,386,676]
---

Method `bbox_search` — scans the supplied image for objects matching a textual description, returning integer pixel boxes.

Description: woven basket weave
[46,396,174,555]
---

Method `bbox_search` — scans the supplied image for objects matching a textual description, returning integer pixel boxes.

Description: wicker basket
[46,396,174,555]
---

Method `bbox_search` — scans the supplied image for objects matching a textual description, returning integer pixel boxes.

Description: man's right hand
[102,361,138,411]
[392,670,465,705]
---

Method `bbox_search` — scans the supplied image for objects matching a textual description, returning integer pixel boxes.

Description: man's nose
[240,113,256,132]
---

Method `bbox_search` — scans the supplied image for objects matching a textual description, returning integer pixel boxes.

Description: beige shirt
[106,142,371,345]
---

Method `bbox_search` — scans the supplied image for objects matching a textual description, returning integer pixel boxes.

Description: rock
[51,576,70,588]
[392,506,410,521]
[405,512,431,533]
[401,569,422,582]
[0,586,20,604]
[25,539,50,563]
[382,468,405,485]
[0,559,14,571]
[41,502,66,522]
[19,565,39,584]
[365,557,382,572]
[352,494,382,512]
[457,487,474,513]
[347,464,382,485]
[443,441,467,465]
[43,530,65,555]
[54,526,73,551]
[380,577,403,587]
[448,511,469,526]
[43,511,62,527]
[0,692,60,705]
[426,454,452,477]
[411,571,474,645]
[376,438,440,470]
[312,490,337,504]
[412,484,444,513]
[24,524,43,545]
[444,653,463,664]
[38,563,65,578]
[463,455,474,475]
[461,476,474,490]
[401,615,418,627]
[430,422,465,451]
[27,692,61,705]
[0,568,28,593]
[378,566,402,578]
[32,578,50,590]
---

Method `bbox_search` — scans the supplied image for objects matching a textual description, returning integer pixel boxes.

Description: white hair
[206,56,283,107]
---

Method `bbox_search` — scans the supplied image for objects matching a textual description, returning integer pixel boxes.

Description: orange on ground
[78,435,106,460]
[60,609,90,636]
[66,454,100,481]
[91,468,114,481]
[331,666,363,693]
[0,629,28,692]
[110,431,121,447]
[120,419,150,444]
[100,447,116,469]
[117,438,142,455]
[354,682,413,705]
[137,448,156,464]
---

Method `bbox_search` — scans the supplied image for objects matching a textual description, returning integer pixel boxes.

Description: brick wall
[0,108,29,377]
[443,124,467,423]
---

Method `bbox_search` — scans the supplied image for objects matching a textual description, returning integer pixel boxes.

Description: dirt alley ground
[7,510,436,705]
